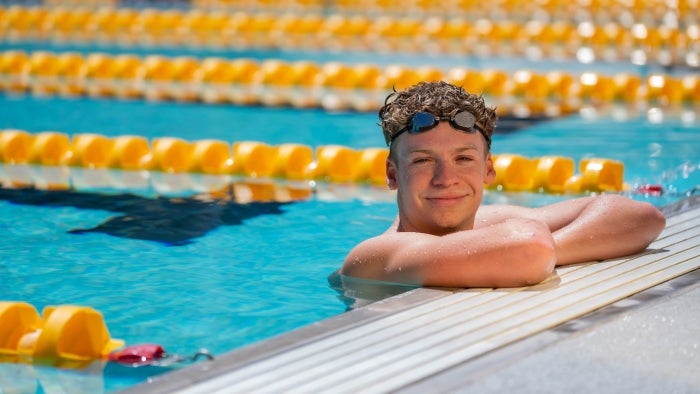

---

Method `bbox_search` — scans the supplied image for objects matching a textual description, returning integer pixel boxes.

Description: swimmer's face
[387,121,495,234]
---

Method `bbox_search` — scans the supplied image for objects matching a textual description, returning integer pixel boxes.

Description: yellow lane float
[315,145,361,183]
[357,148,390,185]
[0,301,212,368]
[191,139,234,175]
[0,129,629,193]
[491,154,578,194]
[273,143,314,180]
[232,141,277,178]
[0,301,123,366]
[110,135,152,170]
[0,129,33,164]
[1,5,696,70]
[151,137,194,173]
[490,154,624,193]
[532,156,576,194]
[1,48,698,112]
[29,131,73,166]
[491,154,537,192]
[573,158,625,192]
[71,133,114,169]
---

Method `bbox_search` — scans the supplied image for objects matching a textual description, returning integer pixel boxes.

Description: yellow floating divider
[151,137,194,173]
[1,48,698,112]
[491,154,535,191]
[191,139,233,175]
[0,130,626,193]
[315,145,360,183]
[0,50,30,92]
[109,135,152,170]
[71,133,113,169]
[0,301,42,357]
[490,154,624,193]
[32,305,124,362]
[83,52,117,97]
[26,51,59,96]
[29,132,73,166]
[532,156,576,193]
[232,141,277,178]
[576,158,625,193]
[1,6,696,70]
[357,148,390,185]
[0,129,33,164]
[0,301,124,365]
[273,143,314,180]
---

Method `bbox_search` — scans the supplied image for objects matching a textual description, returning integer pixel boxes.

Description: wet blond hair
[379,81,497,151]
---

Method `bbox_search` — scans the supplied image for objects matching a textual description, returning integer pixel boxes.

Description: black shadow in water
[0,185,292,246]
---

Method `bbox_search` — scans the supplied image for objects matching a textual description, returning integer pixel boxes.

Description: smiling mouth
[427,195,466,204]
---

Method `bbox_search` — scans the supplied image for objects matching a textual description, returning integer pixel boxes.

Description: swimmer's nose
[431,161,460,187]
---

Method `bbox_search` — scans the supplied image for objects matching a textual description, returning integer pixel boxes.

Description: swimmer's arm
[341,218,556,288]
[545,194,665,264]
[476,195,666,265]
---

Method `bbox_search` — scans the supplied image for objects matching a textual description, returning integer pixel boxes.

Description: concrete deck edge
[396,266,700,393]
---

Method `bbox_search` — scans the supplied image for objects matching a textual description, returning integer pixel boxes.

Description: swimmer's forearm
[552,195,665,265]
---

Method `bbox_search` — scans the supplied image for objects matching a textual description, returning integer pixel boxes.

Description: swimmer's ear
[386,158,398,190]
[485,153,496,184]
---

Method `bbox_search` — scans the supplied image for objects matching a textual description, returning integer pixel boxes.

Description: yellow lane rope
[1,6,698,67]
[1,129,625,193]
[1,50,698,113]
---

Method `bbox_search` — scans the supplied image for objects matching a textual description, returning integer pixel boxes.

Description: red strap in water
[636,184,663,195]
[108,344,165,364]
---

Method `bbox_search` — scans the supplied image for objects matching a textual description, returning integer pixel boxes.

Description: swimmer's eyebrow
[408,144,480,155]
[454,145,479,153]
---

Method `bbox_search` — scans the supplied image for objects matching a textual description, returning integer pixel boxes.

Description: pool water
[0,179,398,392]
[1,88,698,392]
[1,21,700,392]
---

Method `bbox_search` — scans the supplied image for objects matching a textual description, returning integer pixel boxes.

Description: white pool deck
[124,196,700,394]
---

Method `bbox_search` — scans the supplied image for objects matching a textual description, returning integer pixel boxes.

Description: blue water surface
[1,51,699,394]
[0,185,399,392]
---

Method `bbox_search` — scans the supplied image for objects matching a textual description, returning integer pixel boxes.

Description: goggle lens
[389,111,485,146]
[411,111,439,132]
[452,111,477,131]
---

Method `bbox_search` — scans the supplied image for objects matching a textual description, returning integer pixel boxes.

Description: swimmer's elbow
[522,236,556,285]
[643,203,666,241]
[514,221,557,286]
[610,195,666,244]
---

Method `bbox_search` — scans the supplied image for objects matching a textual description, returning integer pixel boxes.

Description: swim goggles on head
[388,110,487,146]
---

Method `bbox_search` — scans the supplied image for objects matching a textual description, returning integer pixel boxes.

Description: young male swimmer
[340,81,666,288]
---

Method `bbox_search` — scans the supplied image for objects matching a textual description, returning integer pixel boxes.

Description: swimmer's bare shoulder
[340,215,556,288]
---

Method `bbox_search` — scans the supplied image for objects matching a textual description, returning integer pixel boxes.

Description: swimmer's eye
[411,157,432,164]
[456,155,475,162]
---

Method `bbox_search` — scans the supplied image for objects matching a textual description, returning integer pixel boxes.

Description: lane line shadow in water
[0,185,292,246]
